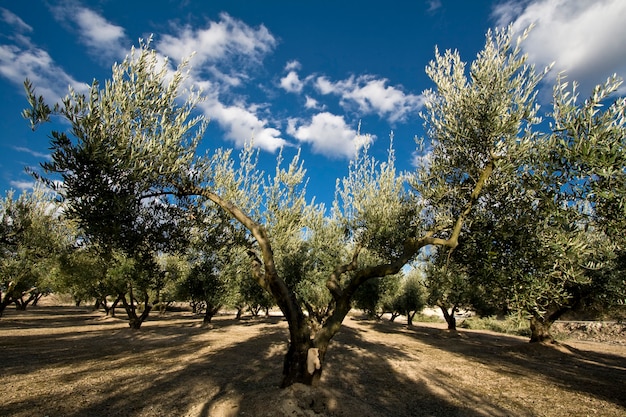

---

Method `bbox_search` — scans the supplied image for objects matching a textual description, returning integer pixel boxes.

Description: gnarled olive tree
[24,26,545,386]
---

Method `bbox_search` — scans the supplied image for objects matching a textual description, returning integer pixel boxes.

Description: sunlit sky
[1,0,625,208]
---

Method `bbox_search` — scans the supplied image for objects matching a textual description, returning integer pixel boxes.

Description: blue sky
[1,0,625,208]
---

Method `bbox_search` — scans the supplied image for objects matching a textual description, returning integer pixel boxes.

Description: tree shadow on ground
[1,307,515,417]
[322,323,513,417]
[361,318,626,411]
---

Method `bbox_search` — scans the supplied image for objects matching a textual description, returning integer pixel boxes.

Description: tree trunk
[529,315,555,343]
[203,305,221,325]
[440,305,457,330]
[407,311,416,327]
[120,291,152,330]
[281,332,327,388]
[109,295,122,317]
[529,306,571,343]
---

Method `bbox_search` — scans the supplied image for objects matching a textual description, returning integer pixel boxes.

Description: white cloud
[1,8,32,32]
[199,97,288,153]
[158,13,276,69]
[156,13,283,153]
[9,180,37,191]
[50,3,127,60]
[0,43,87,101]
[304,95,321,109]
[493,0,626,95]
[315,76,335,95]
[314,75,425,123]
[426,0,443,13]
[280,70,303,93]
[284,60,301,71]
[287,112,373,159]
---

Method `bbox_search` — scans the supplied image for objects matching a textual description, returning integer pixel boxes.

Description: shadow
[0,306,513,417]
[360,317,626,411]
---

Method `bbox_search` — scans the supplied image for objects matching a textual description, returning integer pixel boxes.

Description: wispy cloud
[304,95,322,110]
[493,0,626,95]
[0,6,89,100]
[8,179,36,191]
[1,7,32,32]
[13,146,52,160]
[50,1,128,62]
[426,0,443,14]
[0,43,87,101]
[287,112,373,159]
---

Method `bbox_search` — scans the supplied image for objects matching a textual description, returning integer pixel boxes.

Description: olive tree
[450,73,626,343]
[423,252,475,330]
[390,268,426,326]
[0,187,70,315]
[24,27,545,386]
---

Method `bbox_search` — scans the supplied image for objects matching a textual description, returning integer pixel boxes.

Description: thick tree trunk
[529,315,555,343]
[203,305,221,325]
[440,305,457,330]
[529,306,571,343]
[281,333,327,388]
[120,291,152,330]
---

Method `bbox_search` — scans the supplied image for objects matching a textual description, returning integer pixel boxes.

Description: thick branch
[325,245,362,299]
[180,184,305,331]
[318,157,499,344]
[447,157,496,249]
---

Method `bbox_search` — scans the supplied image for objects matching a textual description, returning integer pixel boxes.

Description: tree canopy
[21,26,625,386]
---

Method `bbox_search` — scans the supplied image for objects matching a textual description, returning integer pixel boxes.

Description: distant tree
[390,269,426,326]
[154,253,189,314]
[0,187,69,315]
[24,27,545,386]
[423,251,476,331]
[353,274,401,319]
[56,242,107,307]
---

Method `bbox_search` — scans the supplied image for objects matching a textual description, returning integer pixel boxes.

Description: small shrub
[460,315,530,337]
[412,312,445,323]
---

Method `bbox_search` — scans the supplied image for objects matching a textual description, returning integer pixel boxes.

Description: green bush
[459,315,530,337]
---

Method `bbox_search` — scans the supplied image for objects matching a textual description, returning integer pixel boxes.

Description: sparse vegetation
[460,315,531,337]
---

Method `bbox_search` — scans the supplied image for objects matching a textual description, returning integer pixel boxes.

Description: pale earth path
[0,305,624,417]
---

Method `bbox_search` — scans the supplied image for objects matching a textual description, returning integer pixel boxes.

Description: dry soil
[0,303,625,417]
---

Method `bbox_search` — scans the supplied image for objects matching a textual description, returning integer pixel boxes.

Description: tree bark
[529,315,555,343]
[120,290,152,330]
[440,305,457,330]
[203,305,221,325]
[407,311,417,327]
[281,330,328,387]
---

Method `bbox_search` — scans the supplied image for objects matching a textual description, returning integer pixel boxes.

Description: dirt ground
[1,303,625,417]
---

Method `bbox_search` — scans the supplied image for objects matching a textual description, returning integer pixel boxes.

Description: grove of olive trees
[16,25,625,389]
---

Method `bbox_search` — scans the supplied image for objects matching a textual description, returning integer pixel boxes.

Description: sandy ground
[0,304,625,417]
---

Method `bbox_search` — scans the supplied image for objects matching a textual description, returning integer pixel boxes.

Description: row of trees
[11,25,625,387]
[0,187,280,324]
